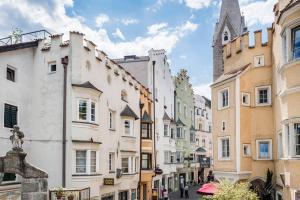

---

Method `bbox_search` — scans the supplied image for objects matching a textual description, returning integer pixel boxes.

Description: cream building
[0,31,147,200]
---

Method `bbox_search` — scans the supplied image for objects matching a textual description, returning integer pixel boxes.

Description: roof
[163,112,172,121]
[72,81,102,93]
[176,118,186,126]
[202,96,212,108]
[195,147,206,153]
[0,41,39,53]
[120,105,139,120]
[277,0,300,24]
[113,55,150,64]
[141,111,152,123]
[211,63,250,86]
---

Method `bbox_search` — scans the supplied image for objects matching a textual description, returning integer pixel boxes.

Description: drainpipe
[152,61,157,169]
[61,56,69,188]
[139,101,144,199]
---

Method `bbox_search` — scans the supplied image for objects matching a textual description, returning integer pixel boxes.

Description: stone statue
[10,125,24,151]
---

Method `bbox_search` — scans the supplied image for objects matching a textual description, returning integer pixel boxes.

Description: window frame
[48,61,57,74]
[243,144,251,157]
[141,153,152,170]
[218,88,229,110]
[242,92,251,106]
[163,124,169,137]
[292,26,300,60]
[121,156,136,174]
[109,110,116,130]
[6,66,16,82]
[253,55,265,67]
[218,137,230,160]
[109,152,115,172]
[124,119,134,136]
[77,98,97,123]
[256,139,272,160]
[75,150,99,174]
[141,123,152,139]
[255,85,272,106]
[294,123,300,157]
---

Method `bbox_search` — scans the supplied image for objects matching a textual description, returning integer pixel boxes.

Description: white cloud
[193,83,211,99]
[241,0,276,26]
[112,28,125,40]
[0,0,199,59]
[121,18,139,26]
[184,0,213,10]
[180,55,187,59]
[147,23,168,35]
[95,14,109,27]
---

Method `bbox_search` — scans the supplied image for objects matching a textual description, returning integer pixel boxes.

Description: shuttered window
[4,104,18,128]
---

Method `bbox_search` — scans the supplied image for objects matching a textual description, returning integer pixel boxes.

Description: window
[256,139,272,160]
[122,156,136,174]
[109,153,115,172]
[75,150,98,174]
[295,123,300,156]
[109,111,116,130]
[199,123,202,131]
[141,153,152,170]
[256,86,271,106]
[119,191,128,200]
[122,158,129,173]
[6,67,15,82]
[184,105,187,118]
[177,101,181,113]
[78,99,96,122]
[170,153,175,163]
[278,132,283,159]
[254,55,265,67]
[170,128,175,139]
[142,123,152,139]
[164,124,169,136]
[124,120,134,136]
[4,104,18,128]
[222,121,226,132]
[131,189,136,200]
[295,191,300,200]
[76,150,87,173]
[202,139,206,147]
[164,151,170,163]
[218,88,229,109]
[121,90,128,102]
[190,132,195,143]
[243,144,251,156]
[196,138,199,146]
[176,127,182,138]
[242,93,250,106]
[90,151,96,173]
[292,26,300,59]
[218,137,230,160]
[48,62,57,73]
[2,173,16,182]
[176,152,182,163]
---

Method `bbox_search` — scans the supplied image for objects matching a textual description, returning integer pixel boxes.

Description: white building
[0,30,145,199]
[194,95,212,181]
[115,49,177,195]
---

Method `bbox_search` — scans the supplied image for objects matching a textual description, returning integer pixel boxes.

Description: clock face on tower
[254,55,265,67]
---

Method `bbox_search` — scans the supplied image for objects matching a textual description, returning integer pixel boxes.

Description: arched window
[121,90,128,102]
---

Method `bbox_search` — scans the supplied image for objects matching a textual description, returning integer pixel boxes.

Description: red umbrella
[197,183,218,195]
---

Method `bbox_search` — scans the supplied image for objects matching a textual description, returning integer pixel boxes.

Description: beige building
[212,0,300,199]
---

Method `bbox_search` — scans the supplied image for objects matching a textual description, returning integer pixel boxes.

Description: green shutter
[4,104,18,128]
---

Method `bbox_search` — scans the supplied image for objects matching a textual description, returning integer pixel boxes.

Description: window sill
[109,171,115,174]
[218,158,231,161]
[141,168,153,171]
[141,138,152,140]
[121,135,136,139]
[255,103,272,107]
[72,173,102,177]
[256,158,273,161]
[109,128,116,131]
[72,121,99,126]
[122,173,138,176]
[218,106,230,111]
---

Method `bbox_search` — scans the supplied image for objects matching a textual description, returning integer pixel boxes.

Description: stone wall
[21,178,48,200]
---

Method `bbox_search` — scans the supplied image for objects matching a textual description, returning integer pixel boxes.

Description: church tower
[213,0,247,81]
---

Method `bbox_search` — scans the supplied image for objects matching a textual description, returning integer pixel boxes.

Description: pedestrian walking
[184,183,189,199]
[179,176,184,198]
[163,187,169,200]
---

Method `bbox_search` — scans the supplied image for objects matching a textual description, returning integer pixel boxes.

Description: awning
[197,183,218,195]
[196,147,206,153]
[141,111,152,123]
[176,118,186,126]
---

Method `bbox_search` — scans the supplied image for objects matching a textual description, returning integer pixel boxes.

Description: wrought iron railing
[49,187,90,200]
[0,30,51,46]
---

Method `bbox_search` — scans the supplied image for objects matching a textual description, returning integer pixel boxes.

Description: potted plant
[68,194,75,200]
[55,187,64,200]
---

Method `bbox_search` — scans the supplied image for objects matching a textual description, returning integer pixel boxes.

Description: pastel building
[0,31,147,199]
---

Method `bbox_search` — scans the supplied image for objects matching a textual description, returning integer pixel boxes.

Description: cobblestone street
[169,184,203,200]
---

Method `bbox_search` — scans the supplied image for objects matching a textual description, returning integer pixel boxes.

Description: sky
[0,0,276,98]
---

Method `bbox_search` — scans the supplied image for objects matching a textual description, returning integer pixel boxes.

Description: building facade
[115,49,176,197]
[212,0,300,199]
[0,31,147,199]
[194,95,213,182]
[174,69,197,186]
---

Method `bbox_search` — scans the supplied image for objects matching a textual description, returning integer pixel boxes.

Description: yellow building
[211,28,275,191]
[212,0,300,199]
[140,86,155,200]
[273,1,300,199]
